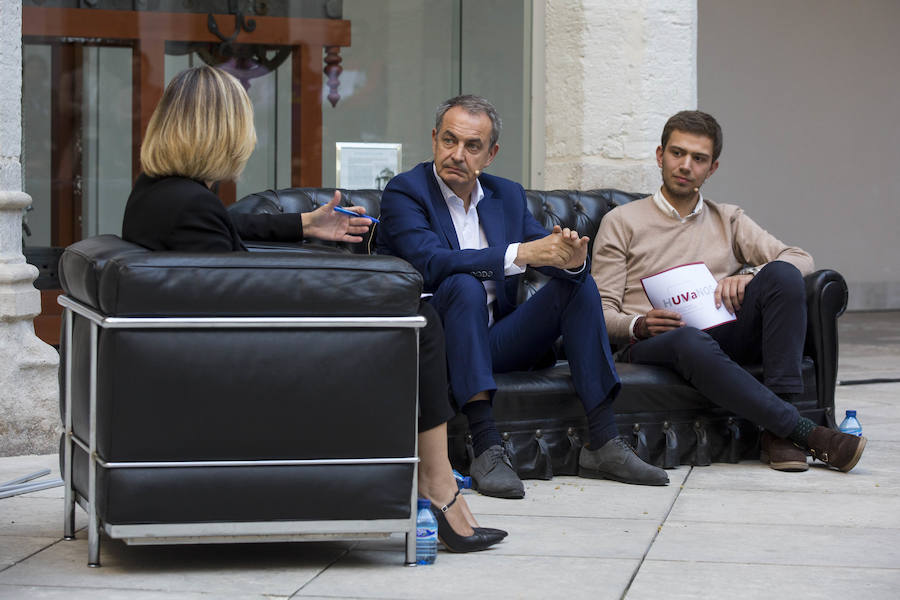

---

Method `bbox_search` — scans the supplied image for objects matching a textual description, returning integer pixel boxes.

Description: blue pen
[333,205,380,223]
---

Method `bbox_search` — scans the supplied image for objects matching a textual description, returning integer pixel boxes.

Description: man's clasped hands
[514,225,590,271]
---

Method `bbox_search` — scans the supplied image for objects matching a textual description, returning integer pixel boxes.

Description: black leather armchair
[57,234,425,566]
[231,187,848,478]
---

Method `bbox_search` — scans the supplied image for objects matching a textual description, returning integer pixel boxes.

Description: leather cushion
[59,236,423,317]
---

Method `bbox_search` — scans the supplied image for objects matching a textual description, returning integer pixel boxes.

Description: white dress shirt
[653,187,704,223]
[432,165,524,324]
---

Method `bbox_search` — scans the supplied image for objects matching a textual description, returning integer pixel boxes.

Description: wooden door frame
[24,6,350,233]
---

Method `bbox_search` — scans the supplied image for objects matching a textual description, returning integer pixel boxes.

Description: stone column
[543,0,697,192]
[0,0,60,456]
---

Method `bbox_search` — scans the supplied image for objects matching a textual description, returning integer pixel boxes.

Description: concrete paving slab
[847,421,900,442]
[354,513,659,559]
[685,445,900,494]
[0,584,280,600]
[0,497,84,538]
[838,349,900,381]
[837,383,900,411]
[837,311,900,382]
[0,454,59,484]
[298,549,639,600]
[463,473,686,520]
[0,536,351,597]
[836,384,900,443]
[628,560,900,600]
[647,521,900,569]
[0,536,58,569]
[668,487,900,528]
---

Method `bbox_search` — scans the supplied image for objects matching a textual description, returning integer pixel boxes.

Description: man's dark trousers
[429,272,621,416]
[623,261,806,437]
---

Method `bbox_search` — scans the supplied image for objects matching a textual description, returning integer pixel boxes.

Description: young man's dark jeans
[622,261,806,438]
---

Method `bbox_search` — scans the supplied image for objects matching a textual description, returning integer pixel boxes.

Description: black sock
[788,416,817,445]
[586,403,619,450]
[462,399,502,457]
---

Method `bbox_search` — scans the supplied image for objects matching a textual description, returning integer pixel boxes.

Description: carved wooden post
[323,45,343,107]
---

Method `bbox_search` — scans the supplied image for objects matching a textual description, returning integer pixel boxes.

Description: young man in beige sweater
[591,110,865,473]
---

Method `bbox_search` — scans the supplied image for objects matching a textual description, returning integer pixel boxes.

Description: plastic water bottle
[838,410,863,437]
[415,498,438,565]
[452,469,472,490]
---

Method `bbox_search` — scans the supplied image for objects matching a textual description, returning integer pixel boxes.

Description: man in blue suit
[377,95,668,498]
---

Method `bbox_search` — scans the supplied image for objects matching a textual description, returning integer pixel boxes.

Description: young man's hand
[715,274,754,314]
[636,309,684,339]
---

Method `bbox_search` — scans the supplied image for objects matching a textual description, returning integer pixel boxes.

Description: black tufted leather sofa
[57,234,425,566]
[231,187,849,477]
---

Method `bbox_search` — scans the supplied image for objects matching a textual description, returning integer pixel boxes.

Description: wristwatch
[740,265,762,277]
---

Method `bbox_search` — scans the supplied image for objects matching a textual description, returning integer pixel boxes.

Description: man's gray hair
[435,95,502,147]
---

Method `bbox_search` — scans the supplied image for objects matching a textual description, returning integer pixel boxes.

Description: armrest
[60,236,423,318]
[803,269,849,416]
[243,240,349,254]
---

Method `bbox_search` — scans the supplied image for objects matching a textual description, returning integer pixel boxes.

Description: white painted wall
[698,0,900,310]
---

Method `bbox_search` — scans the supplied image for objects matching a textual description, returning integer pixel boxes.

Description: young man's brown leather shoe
[760,431,808,472]
[806,426,867,472]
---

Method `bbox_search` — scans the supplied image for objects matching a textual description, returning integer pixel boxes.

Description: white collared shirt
[432,165,524,324]
[653,187,704,223]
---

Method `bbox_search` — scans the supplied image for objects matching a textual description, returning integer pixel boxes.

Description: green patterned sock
[788,416,817,445]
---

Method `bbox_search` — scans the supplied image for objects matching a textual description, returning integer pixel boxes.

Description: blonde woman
[122,66,505,553]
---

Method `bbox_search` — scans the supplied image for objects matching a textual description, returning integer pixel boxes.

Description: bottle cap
[846,410,857,417]
[417,498,431,510]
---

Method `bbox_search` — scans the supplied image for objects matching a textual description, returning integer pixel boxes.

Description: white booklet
[640,262,736,330]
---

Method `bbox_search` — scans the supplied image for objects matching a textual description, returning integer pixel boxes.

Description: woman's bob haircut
[140,66,256,183]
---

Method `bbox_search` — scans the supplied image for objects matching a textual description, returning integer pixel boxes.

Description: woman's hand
[301,190,373,243]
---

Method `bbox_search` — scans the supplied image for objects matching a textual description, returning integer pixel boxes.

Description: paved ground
[1,311,898,599]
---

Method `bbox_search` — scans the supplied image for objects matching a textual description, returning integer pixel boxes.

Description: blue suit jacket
[377,162,586,321]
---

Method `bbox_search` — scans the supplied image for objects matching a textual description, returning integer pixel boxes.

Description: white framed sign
[336,142,402,190]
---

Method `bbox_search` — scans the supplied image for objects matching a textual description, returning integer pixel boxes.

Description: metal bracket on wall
[207,11,257,56]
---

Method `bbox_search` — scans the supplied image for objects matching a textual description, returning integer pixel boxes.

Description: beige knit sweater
[591,196,815,345]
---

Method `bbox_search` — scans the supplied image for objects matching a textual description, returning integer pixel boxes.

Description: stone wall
[543,0,697,193]
[0,0,60,456]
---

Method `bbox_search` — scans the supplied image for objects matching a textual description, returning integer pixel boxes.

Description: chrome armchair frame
[59,295,425,567]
